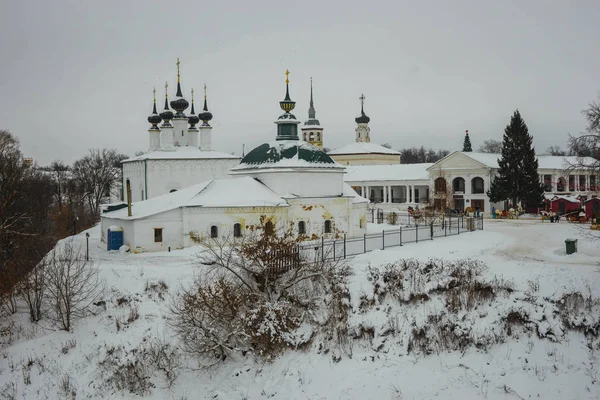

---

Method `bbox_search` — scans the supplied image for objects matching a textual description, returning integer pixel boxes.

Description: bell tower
[301,77,324,148]
[355,93,371,143]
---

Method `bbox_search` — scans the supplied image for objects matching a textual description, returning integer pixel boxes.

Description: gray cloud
[1,0,598,164]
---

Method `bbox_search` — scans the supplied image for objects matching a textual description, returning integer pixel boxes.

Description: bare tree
[49,160,70,211]
[20,261,46,322]
[568,95,600,172]
[546,146,567,156]
[44,239,103,331]
[0,131,55,308]
[478,139,502,154]
[71,149,128,217]
[400,146,449,164]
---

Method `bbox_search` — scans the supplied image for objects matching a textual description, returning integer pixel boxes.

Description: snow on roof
[231,140,343,171]
[328,142,401,156]
[550,195,581,203]
[123,147,240,163]
[102,177,287,220]
[445,152,597,171]
[537,156,597,170]
[342,183,369,204]
[344,163,433,183]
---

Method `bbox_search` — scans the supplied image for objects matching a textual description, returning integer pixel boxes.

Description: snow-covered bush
[171,218,350,365]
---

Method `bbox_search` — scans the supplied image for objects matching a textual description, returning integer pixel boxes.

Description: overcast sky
[1,0,598,165]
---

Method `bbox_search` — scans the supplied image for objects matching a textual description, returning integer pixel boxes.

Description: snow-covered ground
[1,219,599,399]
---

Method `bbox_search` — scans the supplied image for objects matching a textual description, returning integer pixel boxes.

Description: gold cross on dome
[176,58,181,82]
[153,87,156,102]
[204,83,207,99]
[359,93,366,106]
[164,81,168,97]
[285,69,290,84]
[191,88,194,103]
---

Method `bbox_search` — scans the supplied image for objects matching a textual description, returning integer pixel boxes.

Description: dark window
[324,220,332,233]
[453,177,465,193]
[233,223,242,237]
[210,225,218,238]
[298,221,306,235]
[264,220,274,236]
[170,189,177,193]
[434,177,447,193]
[154,228,163,243]
[471,177,485,194]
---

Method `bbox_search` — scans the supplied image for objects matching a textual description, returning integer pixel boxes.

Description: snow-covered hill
[1,220,599,399]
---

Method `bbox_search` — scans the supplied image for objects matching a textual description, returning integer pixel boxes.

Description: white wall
[123,158,240,202]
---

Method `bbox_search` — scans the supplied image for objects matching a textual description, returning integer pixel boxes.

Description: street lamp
[85,232,90,261]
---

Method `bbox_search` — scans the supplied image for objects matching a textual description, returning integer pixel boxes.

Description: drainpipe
[126,179,132,217]
[144,159,148,200]
[120,162,124,201]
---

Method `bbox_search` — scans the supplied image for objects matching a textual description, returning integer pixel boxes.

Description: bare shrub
[100,345,153,396]
[386,212,398,225]
[557,292,600,337]
[44,239,103,331]
[170,218,348,366]
[127,305,139,323]
[169,278,254,365]
[143,337,181,388]
[19,261,46,323]
[144,279,168,300]
[61,339,77,354]
[0,382,17,400]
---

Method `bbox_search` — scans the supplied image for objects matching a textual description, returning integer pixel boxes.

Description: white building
[327,94,402,166]
[101,73,368,252]
[342,151,599,214]
[121,62,240,202]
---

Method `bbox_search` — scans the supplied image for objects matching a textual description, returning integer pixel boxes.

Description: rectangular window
[154,228,163,243]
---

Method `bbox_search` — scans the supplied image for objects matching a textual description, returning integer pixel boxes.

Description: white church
[121,60,240,202]
[101,71,368,252]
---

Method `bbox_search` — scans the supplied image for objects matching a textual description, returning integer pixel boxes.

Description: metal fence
[298,215,484,263]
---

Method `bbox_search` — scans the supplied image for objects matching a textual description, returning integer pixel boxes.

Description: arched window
[233,223,242,237]
[471,177,484,194]
[210,225,218,238]
[303,132,307,140]
[434,177,447,193]
[324,220,332,233]
[316,132,320,140]
[452,177,465,193]
[309,132,314,141]
[557,177,566,192]
[298,221,306,235]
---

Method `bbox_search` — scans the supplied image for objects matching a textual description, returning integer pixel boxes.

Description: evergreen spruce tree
[487,110,544,208]
[462,130,472,152]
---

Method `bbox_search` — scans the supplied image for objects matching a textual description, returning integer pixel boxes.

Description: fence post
[399,226,403,246]
[481,215,484,230]
[333,239,336,259]
[430,224,433,240]
[445,219,447,237]
[364,233,367,253]
[343,233,346,259]
[322,235,325,262]
[382,230,385,250]
[416,226,418,243]
[457,216,460,235]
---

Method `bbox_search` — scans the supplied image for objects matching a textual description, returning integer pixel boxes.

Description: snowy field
[1,219,599,399]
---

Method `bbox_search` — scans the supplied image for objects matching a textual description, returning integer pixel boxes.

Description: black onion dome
[148,113,162,125]
[159,96,174,121]
[170,82,189,113]
[199,97,213,124]
[188,102,199,126]
[148,100,162,126]
[355,107,370,124]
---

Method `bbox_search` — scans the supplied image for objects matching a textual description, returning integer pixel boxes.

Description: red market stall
[550,195,581,216]
[585,197,600,220]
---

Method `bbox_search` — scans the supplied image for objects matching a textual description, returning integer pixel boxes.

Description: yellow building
[328,94,401,166]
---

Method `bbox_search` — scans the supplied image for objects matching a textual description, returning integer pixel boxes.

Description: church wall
[122,158,240,202]
[182,206,288,247]
[147,159,239,197]
[330,154,401,166]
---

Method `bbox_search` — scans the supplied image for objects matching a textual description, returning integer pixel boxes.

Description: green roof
[232,141,340,171]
